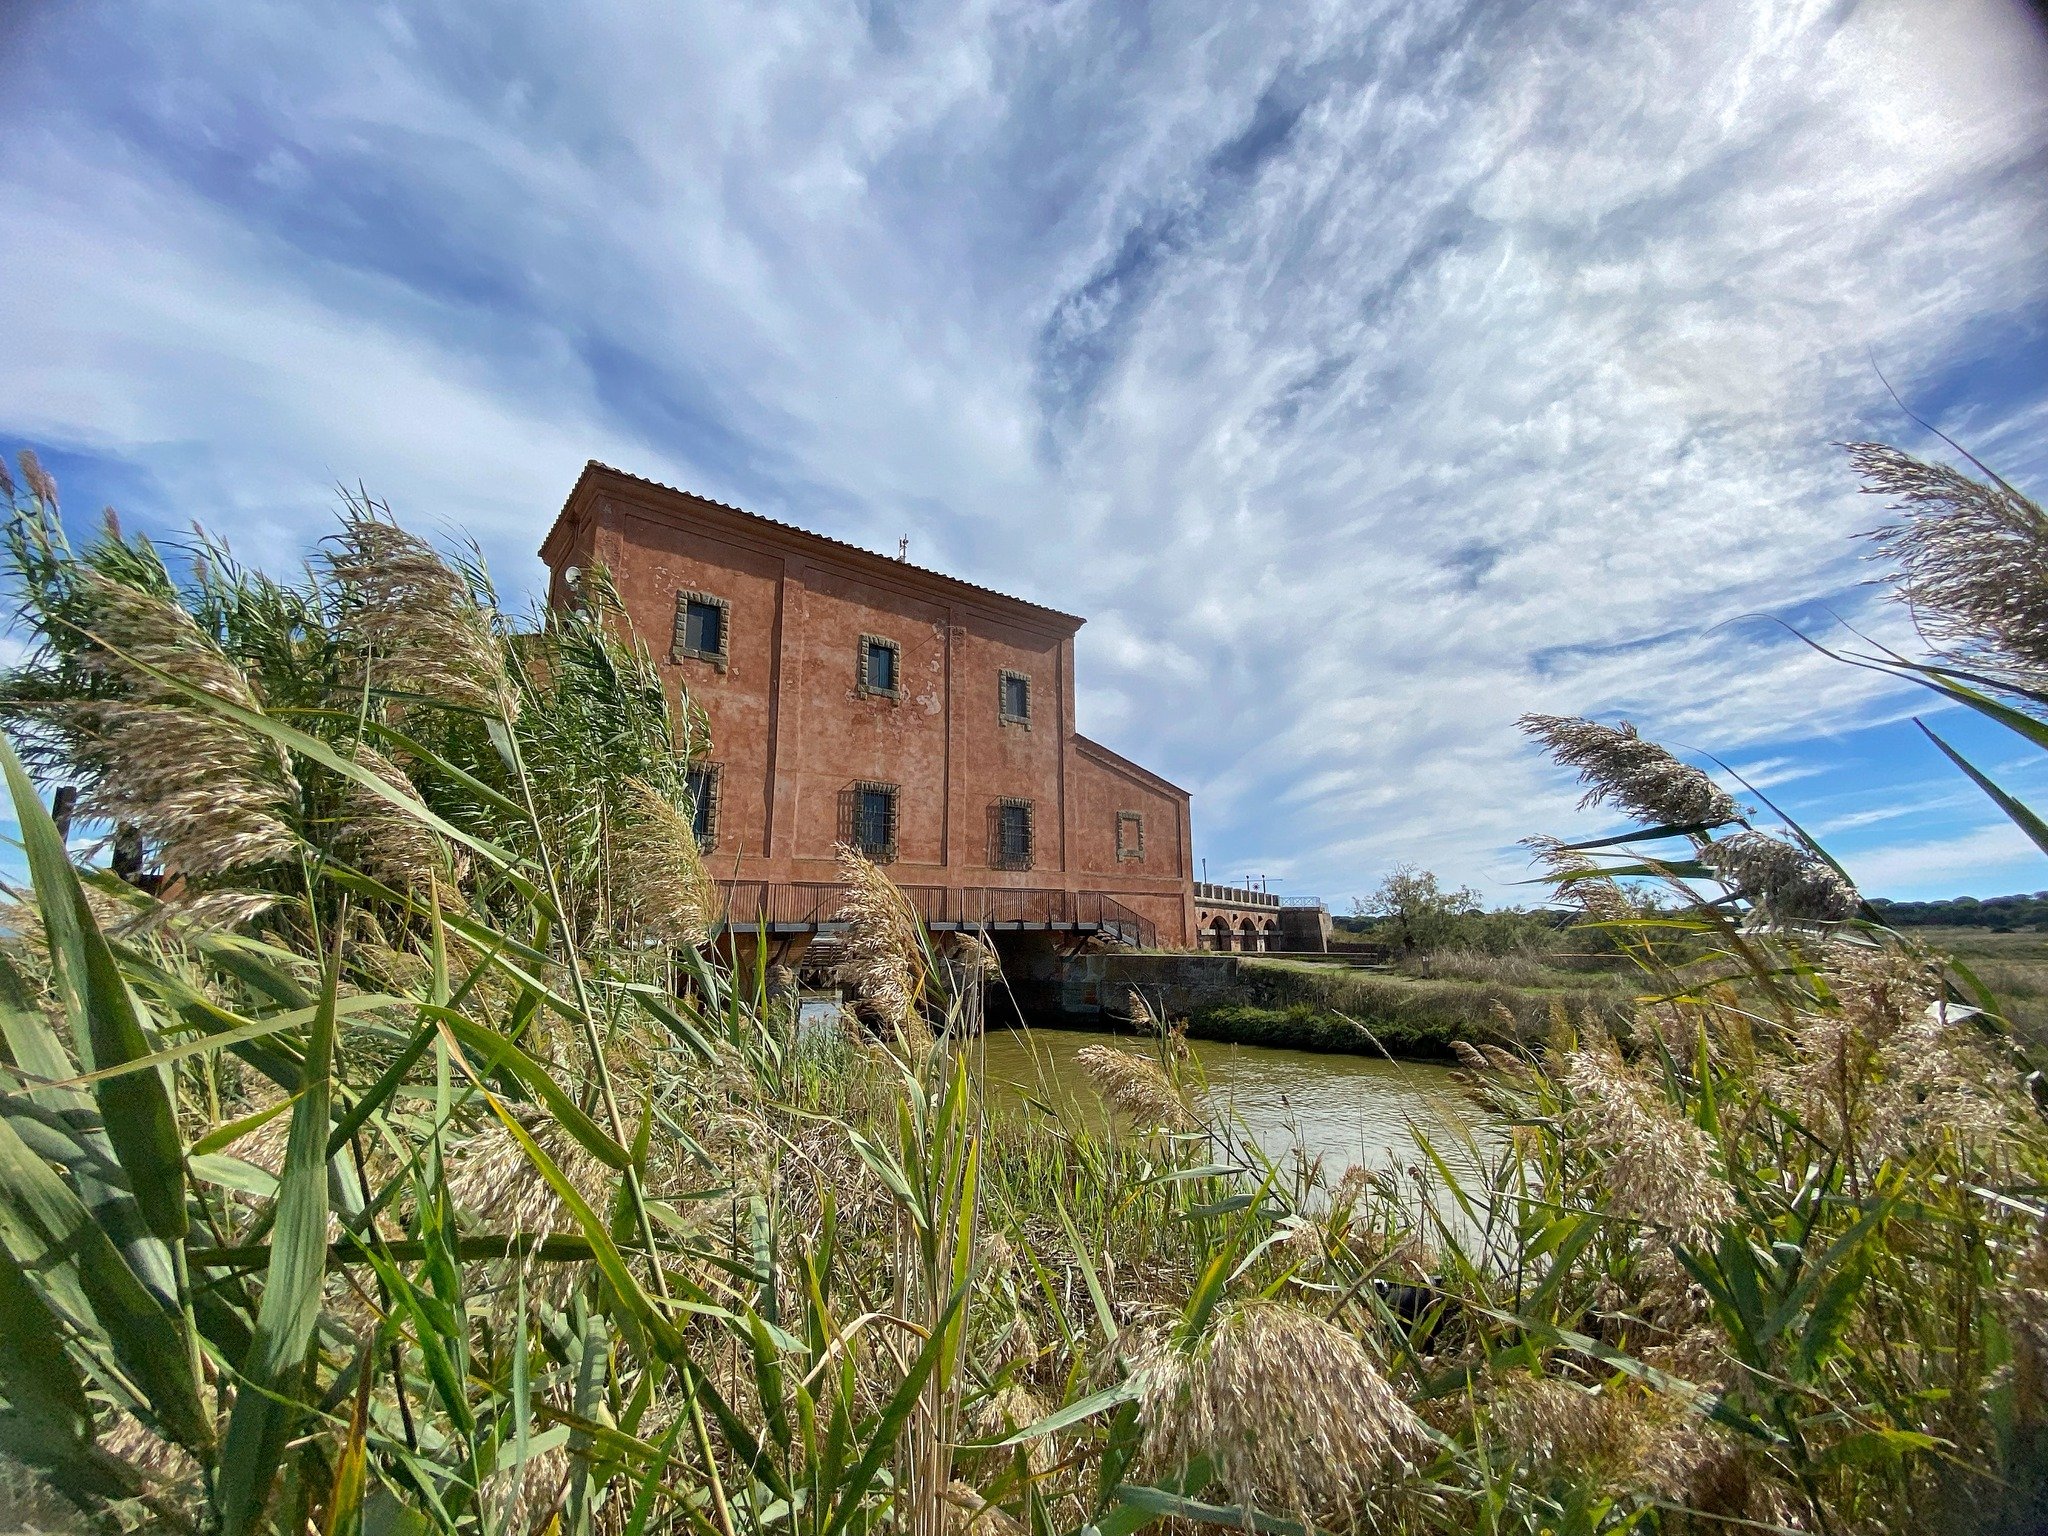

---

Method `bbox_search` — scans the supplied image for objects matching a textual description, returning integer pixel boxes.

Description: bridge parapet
[1194,881,1278,909]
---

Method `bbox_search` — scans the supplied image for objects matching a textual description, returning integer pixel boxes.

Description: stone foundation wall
[1052,952,1246,1018]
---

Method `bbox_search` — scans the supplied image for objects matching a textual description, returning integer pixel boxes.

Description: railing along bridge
[717,881,1158,950]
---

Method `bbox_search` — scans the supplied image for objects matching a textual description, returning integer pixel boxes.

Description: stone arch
[1206,914,1233,951]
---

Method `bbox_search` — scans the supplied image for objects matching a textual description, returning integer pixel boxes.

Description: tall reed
[1,441,2045,1536]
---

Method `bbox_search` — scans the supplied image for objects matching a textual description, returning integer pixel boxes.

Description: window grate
[840,780,899,862]
[684,764,721,851]
[990,797,1034,870]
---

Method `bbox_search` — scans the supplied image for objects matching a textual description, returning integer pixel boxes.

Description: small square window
[1116,810,1145,862]
[851,781,898,861]
[999,670,1031,726]
[673,590,729,665]
[859,635,900,698]
[993,798,1034,870]
[684,764,720,851]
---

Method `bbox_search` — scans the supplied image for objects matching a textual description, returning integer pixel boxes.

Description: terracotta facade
[540,463,1197,948]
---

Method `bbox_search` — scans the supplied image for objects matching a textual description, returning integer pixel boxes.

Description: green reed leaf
[216,939,341,1535]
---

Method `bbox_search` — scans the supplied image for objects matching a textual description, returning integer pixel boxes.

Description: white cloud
[0,0,2043,902]
[1844,818,2048,896]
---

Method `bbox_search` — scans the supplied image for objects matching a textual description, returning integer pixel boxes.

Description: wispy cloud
[1844,820,2048,895]
[1,0,2044,904]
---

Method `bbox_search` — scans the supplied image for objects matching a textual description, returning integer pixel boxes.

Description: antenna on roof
[897,537,910,561]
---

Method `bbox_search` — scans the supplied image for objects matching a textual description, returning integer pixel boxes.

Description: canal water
[975,1025,1492,1184]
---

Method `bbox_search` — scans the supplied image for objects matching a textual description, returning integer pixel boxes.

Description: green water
[975,1025,1491,1181]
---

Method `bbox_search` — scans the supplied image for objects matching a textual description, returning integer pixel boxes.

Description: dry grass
[834,841,934,1052]
[1517,716,1738,829]
[1136,1301,1426,1523]
[1559,1035,1736,1246]
[63,571,298,893]
[1852,439,2048,691]
[1075,1044,1192,1133]
[611,776,720,946]
[325,508,515,717]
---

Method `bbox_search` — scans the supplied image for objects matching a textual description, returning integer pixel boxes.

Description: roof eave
[1074,733,1190,799]
[542,462,1084,632]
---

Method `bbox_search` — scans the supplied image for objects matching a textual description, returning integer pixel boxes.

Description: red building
[540,463,1197,952]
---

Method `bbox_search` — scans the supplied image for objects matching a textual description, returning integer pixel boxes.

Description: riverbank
[1909,926,2048,1049]
[1043,951,1637,1058]
[1221,956,1634,1055]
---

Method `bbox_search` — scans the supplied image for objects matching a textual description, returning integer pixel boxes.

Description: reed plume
[1479,1042,1529,1074]
[1138,1300,1425,1522]
[1699,830,1858,926]
[1560,1036,1735,1246]
[941,1482,1026,1536]
[1630,1413,1783,1529]
[1076,1044,1192,1132]
[1858,959,2016,1159]
[447,1106,611,1301]
[1851,441,2048,692]
[325,508,516,718]
[17,448,57,507]
[61,571,298,902]
[1522,835,1640,923]
[1519,715,1738,829]
[332,741,447,894]
[1485,1371,1646,1478]
[480,1386,572,1536]
[945,930,1001,984]
[612,776,719,946]
[2002,1236,2048,1437]
[1776,942,1935,1144]
[834,842,933,1051]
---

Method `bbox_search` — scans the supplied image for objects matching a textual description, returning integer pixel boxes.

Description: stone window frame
[672,588,731,672]
[1115,809,1146,863]
[998,668,1032,728]
[849,778,900,864]
[684,762,722,853]
[857,633,902,701]
[992,796,1035,871]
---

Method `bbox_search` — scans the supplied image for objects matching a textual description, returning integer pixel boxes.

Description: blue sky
[1,0,2046,906]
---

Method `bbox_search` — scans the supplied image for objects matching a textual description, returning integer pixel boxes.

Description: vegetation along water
[2,438,2048,1534]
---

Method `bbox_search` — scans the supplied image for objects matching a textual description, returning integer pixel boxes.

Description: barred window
[850,781,899,861]
[684,764,720,851]
[999,669,1031,725]
[992,798,1034,870]
[1116,810,1145,862]
[673,590,729,665]
[859,634,900,697]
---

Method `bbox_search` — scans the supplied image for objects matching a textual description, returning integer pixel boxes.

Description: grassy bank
[1912,926,2048,1049]
[1183,956,1635,1058]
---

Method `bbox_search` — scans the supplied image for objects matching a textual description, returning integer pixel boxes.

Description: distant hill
[1871,894,2048,930]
